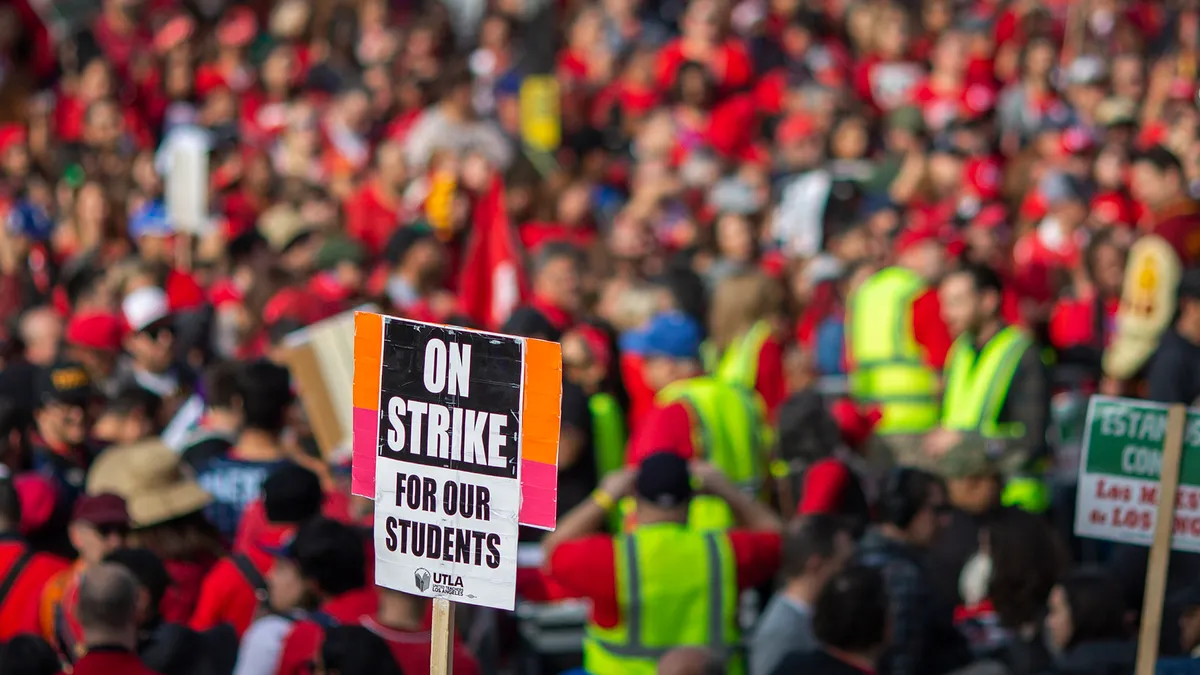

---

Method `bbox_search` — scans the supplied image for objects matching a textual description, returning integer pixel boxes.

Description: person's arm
[994,346,1050,474]
[692,462,782,532]
[541,468,635,559]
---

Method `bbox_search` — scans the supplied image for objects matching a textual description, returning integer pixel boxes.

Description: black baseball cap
[635,452,693,509]
[263,463,323,524]
[34,362,94,408]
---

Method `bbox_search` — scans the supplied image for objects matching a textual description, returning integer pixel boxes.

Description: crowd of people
[2,0,1200,673]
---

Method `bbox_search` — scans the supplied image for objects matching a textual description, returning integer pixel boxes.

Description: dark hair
[879,467,942,529]
[780,515,849,580]
[103,385,163,424]
[669,60,715,107]
[129,511,225,563]
[0,635,60,675]
[1058,569,1129,648]
[103,547,171,616]
[0,467,20,530]
[1133,145,1184,175]
[291,518,367,596]
[948,262,1003,296]
[986,509,1069,629]
[236,360,294,433]
[1083,228,1122,281]
[812,564,889,653]
[320,625,404,675]
[204,360,242,410]
[533,241,582,277]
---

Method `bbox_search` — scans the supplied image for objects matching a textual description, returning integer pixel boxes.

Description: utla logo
[433,573,464,587]
[414,568,431,591]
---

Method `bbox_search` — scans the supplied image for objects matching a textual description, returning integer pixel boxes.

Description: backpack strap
[0,549,34,612]
[231,553,268,602]
[54,601,81,664]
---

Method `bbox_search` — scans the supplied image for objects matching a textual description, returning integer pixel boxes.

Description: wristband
[592,489,616,512]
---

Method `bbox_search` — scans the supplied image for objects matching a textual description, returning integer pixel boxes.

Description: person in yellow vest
[846,227,954,468]
[704,272,787,421]
[931,262,1051,513]
[543,453,783,675]
[623,312,771,530]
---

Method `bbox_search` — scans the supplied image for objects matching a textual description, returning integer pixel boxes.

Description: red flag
[458,175,528,330]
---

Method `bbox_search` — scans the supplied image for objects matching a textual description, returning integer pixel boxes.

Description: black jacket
[1038,640,1137,675]
[140,621,238,675]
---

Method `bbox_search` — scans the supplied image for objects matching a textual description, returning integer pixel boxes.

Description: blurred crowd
[2,0,1200,673]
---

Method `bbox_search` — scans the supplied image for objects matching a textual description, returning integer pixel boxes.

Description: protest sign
[1074,396,1200,552]
[352,312,561,611]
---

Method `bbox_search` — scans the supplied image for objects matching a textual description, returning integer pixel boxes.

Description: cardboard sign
[352,312,561,610]
[1074,396,1200,551]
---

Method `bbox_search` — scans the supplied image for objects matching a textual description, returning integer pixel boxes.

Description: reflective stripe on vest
[704,321,773,391]
[591,393,627,478]
[583,524,741,675]
[846,267,940,435]
[941,326,1032,438]
[655,377,768,530]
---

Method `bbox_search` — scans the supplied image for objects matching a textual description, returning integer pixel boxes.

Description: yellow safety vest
[846,267,940,435]
[591,392,628,533]
[942,325,1049,513]
[655,377,769,531]
[584,523,743,675]
[703,321,773,392]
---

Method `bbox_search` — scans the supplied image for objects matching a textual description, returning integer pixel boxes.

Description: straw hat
[86,438,213,529]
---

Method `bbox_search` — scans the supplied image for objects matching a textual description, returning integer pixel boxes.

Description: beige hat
[86,438,213,529]
[258,206,313,253]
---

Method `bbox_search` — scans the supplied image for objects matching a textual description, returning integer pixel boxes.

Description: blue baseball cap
[128,201,175,239]
[620,312,703,361]
[7,201,54,242]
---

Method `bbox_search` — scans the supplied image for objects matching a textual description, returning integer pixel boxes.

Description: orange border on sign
[353,312,384,411]
[519,338,562,465]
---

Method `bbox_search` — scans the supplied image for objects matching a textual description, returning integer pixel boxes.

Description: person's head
[1045,570,1129,653]
[936,436,1002,515]
[237,360,294,435]
[76,562,141,648]
[632,312,704,391]
[633,453,693,526]
[0,468,20,533]
[894,228,947,283]
[103,547,170,627]
[812,564,889,658]
[0,635,60,675]
[121,287,175,374]
[878,467,947,547]
[64,311,124,381]
[1039,171,1089,229]
[1085,229,1127,299]
[1176,269,1200,340]
[202,360,244,430]
[91,386,161,446]
[532,243,583,315]
[263,463,324,525]
[314,625,404,675]
[268,517,367,612]
[561,325,612,393]
[374,140,406,189]
[939,263,1004,338]
[83,98,124,150]
[986,509,1069,630]
[69,494,130,565]
[708,272,780,351]
[780,515,855,593]
[17,307,63,367]
[1131,146,1186,210]
[384,224,446,290]
[32,362,94,446]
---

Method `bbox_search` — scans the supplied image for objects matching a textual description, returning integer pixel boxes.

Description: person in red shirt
[355,588,482,675]
[541,456,781,637]
[501,242,582,342]
[655,0,753,95]
[190,463,324,638]
[56,563,162,675]
[910,29,996,134]
[1049,228,1126,363]
[236,518,378,675]
[345,141,409,257]
[0,472,70,640]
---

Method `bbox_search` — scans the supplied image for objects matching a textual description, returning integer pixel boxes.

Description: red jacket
[189,550,272,637]
[0,538,70,640]
[58,646,162,675]
[274,587,381,675]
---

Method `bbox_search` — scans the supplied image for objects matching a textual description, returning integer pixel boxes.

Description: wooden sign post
[1135,404,1188,675]
[431,598,456,674]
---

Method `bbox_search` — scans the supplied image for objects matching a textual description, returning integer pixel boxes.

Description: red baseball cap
[776,114,816,145]
[66,311,125,353]
[893,226,943,256]
[796,458,852,516]
[0,125,26,156]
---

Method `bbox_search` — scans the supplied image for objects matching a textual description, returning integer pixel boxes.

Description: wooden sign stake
[1135,404,1187,675]
[430,598,456,675]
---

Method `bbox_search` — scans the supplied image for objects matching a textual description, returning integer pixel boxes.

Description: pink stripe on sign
[351,406,380,498]
[518,459,558,530]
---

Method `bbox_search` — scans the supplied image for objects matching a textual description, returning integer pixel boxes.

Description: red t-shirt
[547,530,781,628]
[655,39,753,94]
[358,615,482,675]
[853,57,924,112]
[59,648,162,675]
[754,337,787,422]
[620,353,657,436]
[1049,293,1119,350]
[909,78,996,132]
[0,540,69,640]
[189,550,272,637]
[626,402,697,465]
[910,289,953,370]
[345,182,404,258]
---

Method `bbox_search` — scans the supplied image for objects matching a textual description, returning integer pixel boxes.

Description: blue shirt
[193,456,288,540]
